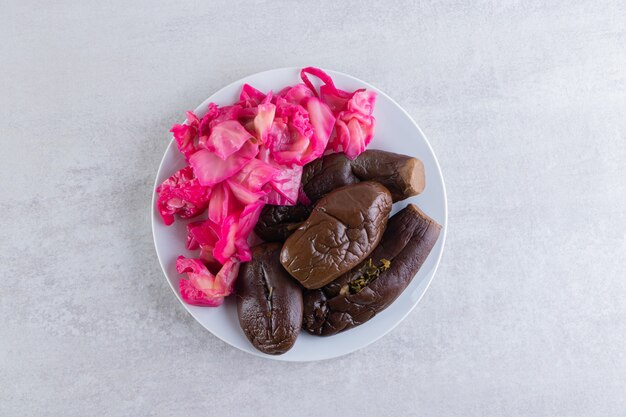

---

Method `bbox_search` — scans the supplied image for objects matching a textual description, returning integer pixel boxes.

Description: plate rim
[151,67,448,361]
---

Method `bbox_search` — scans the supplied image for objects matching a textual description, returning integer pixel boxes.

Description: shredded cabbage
[253,101,276,146]
[156,167,211,226]
[207,182,238,224]
[238,84,266,108]
[189,141,259,186]
[205,120,254,159]
[157,67,377,306]
[301,67,376,159]
[177,256,240,306]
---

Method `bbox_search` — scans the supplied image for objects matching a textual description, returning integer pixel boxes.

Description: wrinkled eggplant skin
[280,182,392,290]
[351,150,425,201]
[254,150,424,242]
[236,243,303,355]
[254,204,311,242]
[303,204,441,336]
[301,153,360,202]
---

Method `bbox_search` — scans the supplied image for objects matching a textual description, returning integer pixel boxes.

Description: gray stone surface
[1,1,625,416]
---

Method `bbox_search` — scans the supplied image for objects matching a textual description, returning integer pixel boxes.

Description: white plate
[152,68,447,361]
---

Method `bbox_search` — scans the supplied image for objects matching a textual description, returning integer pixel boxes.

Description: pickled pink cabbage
[171,117,198,161]
[231,155,281,192]
[207,182,238,224]
[265,163,302,205]
[253,102,276,146]
[238,84,266,108]
[157,67,377,306]
[189,141,258,186]
[186,221,203,250]
[301,67,376,159]
[156,167,211,226]
[177,256,240,306]
[269,96,334,166]
[257,146,302,205]
[211,201,264,264]
[189,220,221,270]
[279,83,314,105]
[307,97,336,154]
[205,120,254,159]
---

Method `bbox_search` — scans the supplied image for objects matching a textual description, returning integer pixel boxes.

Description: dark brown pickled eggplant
[300,152,360,202]
[280,182,392,290]
[236,243,303,355]
[350,150,425,201]
[254,150,424,242]
[255,204,311,242]
[303,204,441,336]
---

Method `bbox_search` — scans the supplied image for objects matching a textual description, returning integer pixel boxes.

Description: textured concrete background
[1,1,625,416]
